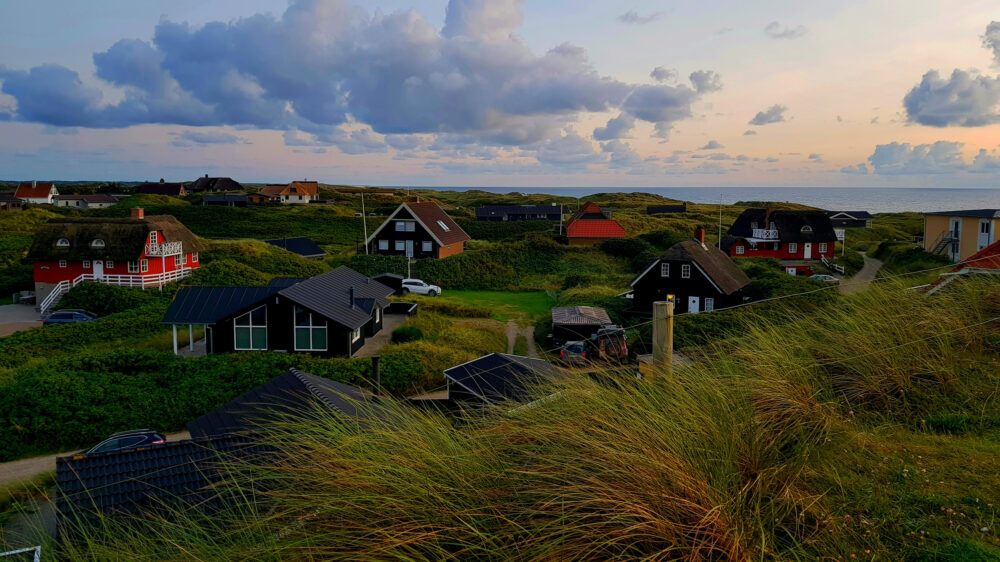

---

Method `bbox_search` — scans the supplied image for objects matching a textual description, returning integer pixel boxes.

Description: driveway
[0,304,41,337]
[354,314,406,358]
[840,253,885,295]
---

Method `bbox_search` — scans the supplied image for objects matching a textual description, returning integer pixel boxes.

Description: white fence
[144,241,184,256]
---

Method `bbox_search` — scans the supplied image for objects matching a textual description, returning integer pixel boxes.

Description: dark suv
[43,309,97,326]
[86,429,166,454]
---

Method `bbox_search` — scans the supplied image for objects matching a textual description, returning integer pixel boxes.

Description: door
[950,218,962,261]
[979,219,992,251]
[93,260,104,280]
[687,296,700,314]
[803,243,812,259]
[405,240,414,258]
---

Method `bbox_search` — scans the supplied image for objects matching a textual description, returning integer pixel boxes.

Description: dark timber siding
[631,259,744,315]
[367,208,440,258]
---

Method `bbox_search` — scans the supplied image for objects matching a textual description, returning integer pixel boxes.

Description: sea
[404,187,1000,214]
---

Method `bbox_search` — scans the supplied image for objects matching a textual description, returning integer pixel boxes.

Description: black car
[43,309,97,325]
[86,429,167,454]
[558,340,590,366]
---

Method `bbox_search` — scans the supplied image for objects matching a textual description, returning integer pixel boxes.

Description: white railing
[145,241,184,256]
[39,268,193,316]
[821,256,845,275]
[751,229,779,240]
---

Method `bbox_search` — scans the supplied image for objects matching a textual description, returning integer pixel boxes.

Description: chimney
[159,178,165,184]
[205,173,209,178]
[32,180,37,188]
[694,227,706,244]
[349,287,355,308]
[131,207,144,220]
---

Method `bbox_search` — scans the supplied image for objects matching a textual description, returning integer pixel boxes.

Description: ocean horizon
[393,186,1000,214]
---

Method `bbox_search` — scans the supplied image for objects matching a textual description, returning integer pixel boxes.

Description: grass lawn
[438,290,556,324]
[0,296,12,306]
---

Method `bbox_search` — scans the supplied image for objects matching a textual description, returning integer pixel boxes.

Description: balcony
[751,229,779,240]
[145,241,184,256]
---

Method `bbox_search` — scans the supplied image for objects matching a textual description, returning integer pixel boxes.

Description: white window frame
[128,261,139,273]
[788,243,798,253]
[351,327,361,343]
[705,298,715,312]
[91,239,105,248]
[234,305,268,351]
[192,252,198,263]
[148,232,157,245]
[660,262,669,277]
[107,260,114,269]
[141,259,149,273]
[800,225,813,233]
[56,238,70,248]
[174,255,182,267]
[378,239,389,250]
[59,260,67,268]
[422,241,432,252]
[183,253,188,265]
[374,306,381,324]
[436,220,450,232]
[735,245,744,255]
[395,240,405,251]
[293,306,328,351]
[83,260,91,269]
[818,242,828,253]
[681,264,691,279]
[395,220,416,232]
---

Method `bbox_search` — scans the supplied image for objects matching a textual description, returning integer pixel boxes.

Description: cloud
[841,163,869,174]
[534,130,602,167]
[749,104,788,125]
[983,21,1000,66]
[870,116,880,124]
[867,141,967,174]
[971,148,1000,172]
[903,69,1000,127]
[764,21,807,40]
[743,129,757,135]
[699,140,723,150]
[617,11,664,25]
[808,153,824,163]
[0,0,720,156]
[650,66,676,83]
[716,27,734,35]
[170,130,249,147]
[593,113,635,140]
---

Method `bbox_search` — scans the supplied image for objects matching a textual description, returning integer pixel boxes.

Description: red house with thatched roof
[28,208,203,314]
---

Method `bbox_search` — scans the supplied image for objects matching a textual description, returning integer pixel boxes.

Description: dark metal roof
[188,176,243,192]
[267,277,307,288]
[728,209,838,243]
[475,204,568,217]
[647,204,687,214]
[551,306,612,326]
[55,435,258,525]
[631,240,750,295]
[137,182,185,196]
[188,369,373,438]
[161,286,280,324]
[924,209,1000,218]
[444,353,560,404]
[262,237,326,257]
[278,266,394,330]
[824,210,873,219]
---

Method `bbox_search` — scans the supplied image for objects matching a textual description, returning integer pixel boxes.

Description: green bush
[599,238,654,259]
[412,300,492,318]
[638,230,686,250]
[57,282,163,316]
[455,219,554,241]
[202,240,328,278]
[873,241,952,274]
[391,325,424,343]
[188,260,271,286]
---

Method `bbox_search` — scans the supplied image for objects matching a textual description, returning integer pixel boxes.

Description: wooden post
[172,324,178,355]
[652,300,674,372]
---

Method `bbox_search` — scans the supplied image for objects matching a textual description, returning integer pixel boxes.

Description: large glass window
[234,305,267,350]
[422,241,432,252]
[294,306,327,351]
[378,240,388,250]
[395,240,405,251]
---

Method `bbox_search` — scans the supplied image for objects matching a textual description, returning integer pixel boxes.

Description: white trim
[234,304,268,351]
[365,203,445,246]
[688,261,724,294]
[705,297,715,312]
[378,239,389,250]
[660,262,669,277]
[351,327,361,343]
[629,259,660,287]
[788,242,798,253]
[293,306,328,351]
[735,245,744,255]
[681,264,691,279]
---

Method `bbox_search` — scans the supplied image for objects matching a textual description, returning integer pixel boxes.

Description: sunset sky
[1,0,999,187]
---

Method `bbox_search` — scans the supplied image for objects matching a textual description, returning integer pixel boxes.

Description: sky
[1,0,999,187]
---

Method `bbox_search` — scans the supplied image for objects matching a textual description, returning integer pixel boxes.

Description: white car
[401,278,442,296]
[810,274,839,283]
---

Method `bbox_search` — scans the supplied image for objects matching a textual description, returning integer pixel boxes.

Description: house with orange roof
[564,202,626,246]
[256,180,319,204]
[14,180,59,204]
[926,239,1000,295]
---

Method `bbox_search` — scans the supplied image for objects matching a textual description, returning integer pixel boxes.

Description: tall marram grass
[55,277,1000,559]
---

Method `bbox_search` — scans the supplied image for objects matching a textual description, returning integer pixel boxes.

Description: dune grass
[48,277,1000,559]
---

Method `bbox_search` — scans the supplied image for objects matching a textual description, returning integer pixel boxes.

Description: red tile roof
[405,202,470,245]
[15,182,56,199]
[567,219,626,239]
[953,240,1000,270]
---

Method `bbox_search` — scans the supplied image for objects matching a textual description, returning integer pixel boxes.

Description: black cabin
[824,211,873,228]
[475,204,568,221]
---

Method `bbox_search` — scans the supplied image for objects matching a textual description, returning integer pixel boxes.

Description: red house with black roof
[564,202,626,246]
[721,208,837,276]
[366,201,470,258]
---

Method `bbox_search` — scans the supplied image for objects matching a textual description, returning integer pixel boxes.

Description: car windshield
[566,343,587,354]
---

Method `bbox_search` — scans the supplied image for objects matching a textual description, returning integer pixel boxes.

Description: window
[395,221,415,232]
[788,243,798,253]
[660,262,670,277]
[83,260,91,269]
[107,260,114,269]
[982,222,991,234]
[192,252,198,263]
[735,245,744,255]
[183,253,188,265]
[395,221,405,231]
[437,220,451,232]
[174,255,182,267]
[141,259,149,273]
[59,260,67,268]
[91,239,105,248]
[56,238,70,248]
[234,305,267,350]
[128,261,139,273]
[375,306,381,324]
[681,264,691,278]
[750,222,758,230]
[800,225,813,233]
[148,232,157,245]
[395,240,405,251]
[294,306,327,351]
[818,243,828,253]
[378,240,388,250]
[422,241,432,252]
[705,298,715,312]
[351,327,361,343]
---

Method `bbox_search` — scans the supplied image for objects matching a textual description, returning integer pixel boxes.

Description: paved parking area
[0,304,41,336]
[354,314,406,358]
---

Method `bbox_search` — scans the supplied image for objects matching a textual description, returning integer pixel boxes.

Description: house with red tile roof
[564,201,626,246]
[14,181,58,204]
[366,201,470,258]
[256,180,319,204]
[926,239,1000,295]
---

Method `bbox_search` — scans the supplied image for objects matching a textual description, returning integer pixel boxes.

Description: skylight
[437,220,450,232]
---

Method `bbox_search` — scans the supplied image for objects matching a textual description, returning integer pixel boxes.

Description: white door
[405,240,414,258]
[803,242,812,259]
[93,260,104,280]
[687,296,700,314]
[978,219,992,251]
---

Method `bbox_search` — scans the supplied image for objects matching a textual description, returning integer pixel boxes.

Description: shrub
[202,240,328,277]
[599,238,654,259]
[57,282,162,316]
[413,299,492,318]
[391,325,423,343]
[188,260,271,286]
[638,229,686,250]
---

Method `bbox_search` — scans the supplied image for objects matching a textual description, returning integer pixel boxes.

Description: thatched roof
[28,215,203,261]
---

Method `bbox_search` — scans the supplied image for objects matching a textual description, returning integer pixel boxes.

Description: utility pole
[718,196,723,249]
[652,298,674,374]
[361,193,369,254]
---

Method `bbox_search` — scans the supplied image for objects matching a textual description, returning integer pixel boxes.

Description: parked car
[558,341,590,366]
[86,429,166,454]
[43,309,97,325]
[810,274,839,283]
[401,278,442,296]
